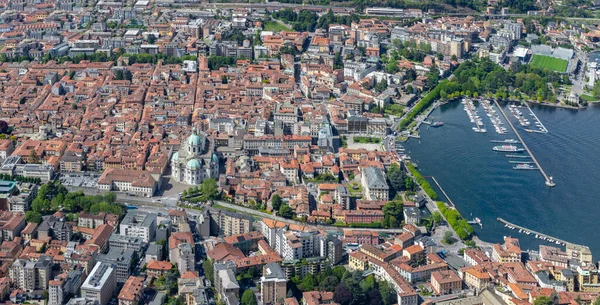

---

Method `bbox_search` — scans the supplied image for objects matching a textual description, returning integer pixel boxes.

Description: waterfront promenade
[494,100,555,187]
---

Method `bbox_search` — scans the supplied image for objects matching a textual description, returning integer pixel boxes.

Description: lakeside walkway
[494,100,555,187]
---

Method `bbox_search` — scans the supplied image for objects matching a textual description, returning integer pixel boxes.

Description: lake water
[404,101,600,258]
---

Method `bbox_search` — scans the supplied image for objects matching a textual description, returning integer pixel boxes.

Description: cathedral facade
[171,127,219,185]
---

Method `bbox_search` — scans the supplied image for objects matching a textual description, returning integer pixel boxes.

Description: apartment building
[119,211,156,243]
[431,270,462,295]
[118,276,144,305]
[81,262,117,305]
[492,237,521,263]
[209,208,253,237]
[9,256,53,292]
[261,263,287,305]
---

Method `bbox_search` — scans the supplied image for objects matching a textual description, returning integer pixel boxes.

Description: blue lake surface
[404,101,600,257]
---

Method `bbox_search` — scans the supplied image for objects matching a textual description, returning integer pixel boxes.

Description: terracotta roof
[146,260,173,271]
[118,276,144,301]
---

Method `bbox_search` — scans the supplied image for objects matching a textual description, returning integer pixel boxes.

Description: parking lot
[59,174,99,188]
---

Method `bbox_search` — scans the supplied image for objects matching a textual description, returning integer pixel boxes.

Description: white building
[171,127,219,185]
[119,211,156,243]
[81,262,117,305]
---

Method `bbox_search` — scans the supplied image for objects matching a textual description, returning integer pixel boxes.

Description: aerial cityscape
[0,0,598,305]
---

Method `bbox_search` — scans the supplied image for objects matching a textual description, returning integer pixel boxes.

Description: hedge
[406,163,438,200]
[436,201,474,240]
[399,80,447,130]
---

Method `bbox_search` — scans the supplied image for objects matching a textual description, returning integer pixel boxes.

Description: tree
[319,276,339,291]
[200,178,219,200]
[432,211,443,226]
[203,259,214,281]
[271,194,283,211]
[383,201,403,228]
[300,273,317,291]
[593,295,600,305]
[334,52,343,70]
[241,289,257,305]
[332,265,346,280]
[25,211,43,223]
[443,231,454,244]
[333,283,353,305]
[0,120,8,134]
[387,163,405,192]
[379,281,396,305]
[534,296,553,305]
[368,288,382,305]
[29,149,40,164]
[278,203,294,219]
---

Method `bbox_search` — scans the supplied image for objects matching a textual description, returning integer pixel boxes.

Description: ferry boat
[493,145,525,152]
[431,121,444,127]
[513,164,537,170]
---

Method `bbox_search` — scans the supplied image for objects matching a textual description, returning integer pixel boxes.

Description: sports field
[530,55,568,72]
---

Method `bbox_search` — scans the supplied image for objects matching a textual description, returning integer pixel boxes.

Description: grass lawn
[580,94,599,102]
[384,103,405,116]
[263,21,291,32]
[353,136,381,144]
[530,55,568,72]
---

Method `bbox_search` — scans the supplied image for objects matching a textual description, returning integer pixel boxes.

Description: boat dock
[497,217,567,246]
[509,160,535,164]
[429,176,455,207]
[491,140,520,143]
[525,103,548,133]
[494,100,555,187]
[506,154,531,158]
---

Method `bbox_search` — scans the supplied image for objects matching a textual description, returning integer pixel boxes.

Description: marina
[494,100,555,187]
[497,217,567,246]
[524,103,549,133]
[481,100,507,134]
[461,99,486,133]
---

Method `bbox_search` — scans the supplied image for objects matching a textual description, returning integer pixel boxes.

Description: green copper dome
[186,159,201,170]
[187,127,202,146]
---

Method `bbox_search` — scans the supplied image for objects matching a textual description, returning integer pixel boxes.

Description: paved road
[131,195,408,233]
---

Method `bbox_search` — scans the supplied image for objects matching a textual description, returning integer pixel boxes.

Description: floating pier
[497,217,567,246]
[494,100,555,187]
[509,160,535,164]
[506,154,531,158]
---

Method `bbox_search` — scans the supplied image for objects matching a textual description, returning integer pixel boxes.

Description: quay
[497,217,567,245]
[429,176,455,207]
[494,100,555,187]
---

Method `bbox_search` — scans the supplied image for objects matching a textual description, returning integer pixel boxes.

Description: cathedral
[171,127,219,185]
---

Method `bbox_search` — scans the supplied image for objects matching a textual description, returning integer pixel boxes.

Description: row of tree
[436,201,474,240]
[406,163,438,200]
[0,174,42,184]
